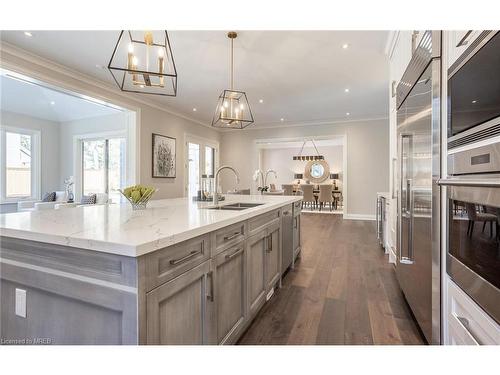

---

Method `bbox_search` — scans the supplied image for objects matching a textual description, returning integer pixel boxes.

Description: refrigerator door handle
[401,178,414,264]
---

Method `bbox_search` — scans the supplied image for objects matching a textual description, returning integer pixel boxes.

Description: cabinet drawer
[213,221,246,255]
[142,234,211,292]
[248,209,281,237]
[446,278,500,345]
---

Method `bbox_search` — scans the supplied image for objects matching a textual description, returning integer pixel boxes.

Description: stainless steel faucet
[214,165,240,206]
[264,169,277,187]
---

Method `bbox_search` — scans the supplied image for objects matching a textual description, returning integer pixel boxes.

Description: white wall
[260,145,343,191]
[220,119,389,217]
[1,110,60,193]
[140,106,220,199]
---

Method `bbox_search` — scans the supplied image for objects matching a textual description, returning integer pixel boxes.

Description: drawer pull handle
[225,248,243,260]
[457,316,481,345]
[224,232,241,241]
[169,250,201,265]
[206,271,214,302]
[266,235,273,253]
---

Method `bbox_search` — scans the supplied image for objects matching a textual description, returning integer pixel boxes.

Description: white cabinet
[387,31,414,262]
[446,277,500,345]
[390,31,413,87]
[447,30,482,69]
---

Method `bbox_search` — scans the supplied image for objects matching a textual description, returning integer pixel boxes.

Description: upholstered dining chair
[282,184,294,196]
[318,184,333,211]
[300,184,315,210]
[465,203,497,237]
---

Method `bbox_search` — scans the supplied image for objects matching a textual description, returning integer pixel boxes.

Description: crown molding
[0,41,214,130]
[220,116,388,132]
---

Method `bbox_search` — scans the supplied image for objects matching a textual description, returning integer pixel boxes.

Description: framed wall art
[152,133,176,178]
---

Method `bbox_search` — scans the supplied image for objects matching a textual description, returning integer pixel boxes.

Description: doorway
[184,134,219,199]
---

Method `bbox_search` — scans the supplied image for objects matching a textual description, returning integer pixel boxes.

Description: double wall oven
[440,30,500,325]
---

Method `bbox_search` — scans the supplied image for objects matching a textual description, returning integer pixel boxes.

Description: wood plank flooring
[238,213,425,345]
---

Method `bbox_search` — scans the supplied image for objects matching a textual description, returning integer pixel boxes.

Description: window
[184,135,218,198]
[0,127,40,202]
[81,137,126,203]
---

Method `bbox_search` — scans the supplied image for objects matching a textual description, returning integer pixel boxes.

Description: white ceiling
[0,74,121,122]
[257,138,343,149]
[0,30,390,128]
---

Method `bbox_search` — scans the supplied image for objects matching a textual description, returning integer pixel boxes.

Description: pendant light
[212,32,254,129]
[108,30,177,96]
[292,139,325,161]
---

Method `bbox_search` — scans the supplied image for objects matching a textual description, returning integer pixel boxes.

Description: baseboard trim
[343,214,376,221]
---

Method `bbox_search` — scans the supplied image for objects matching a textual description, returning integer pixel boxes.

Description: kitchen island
[0,195,302,344]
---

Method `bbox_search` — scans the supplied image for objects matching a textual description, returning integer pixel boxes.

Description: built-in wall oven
[440,30,500,325]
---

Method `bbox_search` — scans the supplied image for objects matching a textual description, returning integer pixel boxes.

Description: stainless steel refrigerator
[396,30,441,344]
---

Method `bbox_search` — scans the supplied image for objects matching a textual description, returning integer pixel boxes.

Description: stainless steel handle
[294,217,298,229]
[457,316,481,344]
[266,235,272,253]
[169,249,201,265]
[456,31,473,47]
[224,232,240,241]
[406,179,412,214]
[206,271,214,302]
[437,178,500,188]
[225,247,243,260]
[376,198,381,239]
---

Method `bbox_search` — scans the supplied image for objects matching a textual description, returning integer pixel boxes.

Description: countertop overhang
[0,195,302,257]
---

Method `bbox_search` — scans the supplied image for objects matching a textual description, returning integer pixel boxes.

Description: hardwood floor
[238,213,425,345]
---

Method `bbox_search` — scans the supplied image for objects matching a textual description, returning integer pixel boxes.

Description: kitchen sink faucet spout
[214,165,240,206]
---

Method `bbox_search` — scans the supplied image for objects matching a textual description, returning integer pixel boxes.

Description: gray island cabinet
[0,198,301,345]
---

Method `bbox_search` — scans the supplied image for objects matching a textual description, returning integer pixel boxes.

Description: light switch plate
[15,288,27,318]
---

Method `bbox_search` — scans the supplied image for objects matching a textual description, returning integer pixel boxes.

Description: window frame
[183,133,219,198]
[0,125,41,203]
[74,130,127,202]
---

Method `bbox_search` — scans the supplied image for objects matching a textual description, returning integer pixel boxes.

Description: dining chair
[300,184,315,210]
[318,184,333,211]
[282,184,294,196]
[465,203,497,237]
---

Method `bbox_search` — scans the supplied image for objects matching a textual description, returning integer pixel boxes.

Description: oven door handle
[437,179,500,188]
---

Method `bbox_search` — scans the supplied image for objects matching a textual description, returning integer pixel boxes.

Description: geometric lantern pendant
[108,30,177,96]
[212,32,254,129]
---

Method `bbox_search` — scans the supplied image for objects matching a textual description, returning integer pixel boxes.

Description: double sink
[206,202,264,211]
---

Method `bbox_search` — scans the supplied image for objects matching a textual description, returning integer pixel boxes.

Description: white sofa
[17,191,68,212]
[55,193,111,209]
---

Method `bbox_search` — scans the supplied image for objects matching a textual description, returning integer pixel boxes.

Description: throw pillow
[80,194,97,205]
[41,192,56,202]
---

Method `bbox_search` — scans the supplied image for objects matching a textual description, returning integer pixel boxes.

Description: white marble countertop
[0,195,302,257]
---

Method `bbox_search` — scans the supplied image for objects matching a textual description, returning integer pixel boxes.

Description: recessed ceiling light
[280,118,284,122]
[95,64,105,69]
[471,100,477,103]
[23,31,33,37]
[192,108,197,112]
[344,88,350,93]
[342,43,349,49]
[259,99,264,103]
[346,112,350,116]
[50,101,55,106]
